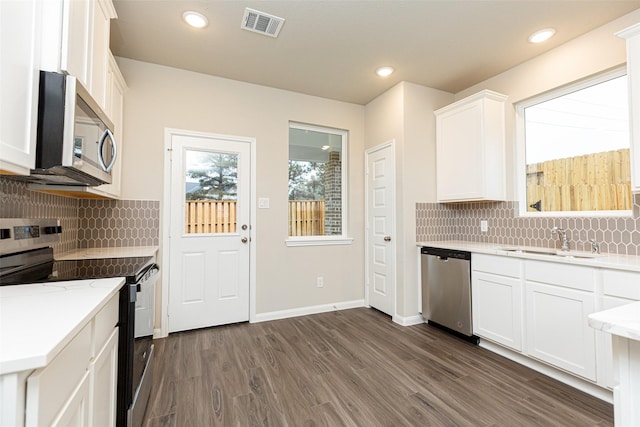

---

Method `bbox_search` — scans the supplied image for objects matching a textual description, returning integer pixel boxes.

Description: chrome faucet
[590,239,600,254]
[551,227,570,251]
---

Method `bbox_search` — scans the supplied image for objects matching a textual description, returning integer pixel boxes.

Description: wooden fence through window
[185,199,325,236]
[289,200,325,236]
[185,200,237,233]
[526,148,631,212]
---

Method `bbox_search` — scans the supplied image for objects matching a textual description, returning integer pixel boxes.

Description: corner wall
[365,82,453,318]
[116,58,366,316]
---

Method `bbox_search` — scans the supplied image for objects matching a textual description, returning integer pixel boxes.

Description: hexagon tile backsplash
[0,178,159,254]
[416,194,640,256]
[77,199,159,248]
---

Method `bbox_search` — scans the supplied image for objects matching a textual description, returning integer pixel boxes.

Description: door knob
[241,237,248,243]
[384,236,391,242]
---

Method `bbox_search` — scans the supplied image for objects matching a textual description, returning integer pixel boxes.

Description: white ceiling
[110,1,640,105]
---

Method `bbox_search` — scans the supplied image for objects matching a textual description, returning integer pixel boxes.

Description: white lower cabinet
[23,293,119,426]
[472,254,523,351]
[524,260,597,381]
[472,254,608,386]
[525,281,596,381]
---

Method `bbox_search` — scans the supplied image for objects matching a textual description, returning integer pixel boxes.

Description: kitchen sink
[501,248,599,259]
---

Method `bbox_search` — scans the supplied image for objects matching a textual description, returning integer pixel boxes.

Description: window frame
[515,66,632,218]
[285,121,352,247]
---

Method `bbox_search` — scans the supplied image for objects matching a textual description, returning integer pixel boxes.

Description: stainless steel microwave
[31,71,116,186]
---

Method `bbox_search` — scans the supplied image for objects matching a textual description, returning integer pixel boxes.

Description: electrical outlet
[480,220,488,232]
[316,276,324,288]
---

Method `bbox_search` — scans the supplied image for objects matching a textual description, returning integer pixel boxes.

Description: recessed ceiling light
[528,28,556,43]
[183,11,208,29]
[376,66,395,77]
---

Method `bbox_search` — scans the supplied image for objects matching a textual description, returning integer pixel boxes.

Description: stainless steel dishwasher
[421,246,478,343]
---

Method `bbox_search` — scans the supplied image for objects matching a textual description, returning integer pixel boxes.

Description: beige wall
[456,8,640,200]
[117,58,365,315]
[364,82,452,318]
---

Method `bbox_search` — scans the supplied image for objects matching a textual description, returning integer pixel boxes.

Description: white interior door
[366,142,396,316]
[168,132,251,333]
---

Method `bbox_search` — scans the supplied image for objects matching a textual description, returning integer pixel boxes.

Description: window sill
[285,237,354,247]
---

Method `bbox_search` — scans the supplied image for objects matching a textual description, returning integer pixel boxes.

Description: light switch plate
[258,197,270,209]
[480,220,488,232]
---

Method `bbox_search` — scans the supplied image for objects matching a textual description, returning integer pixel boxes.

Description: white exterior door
[365,142,396,316]
[168,132,251,333]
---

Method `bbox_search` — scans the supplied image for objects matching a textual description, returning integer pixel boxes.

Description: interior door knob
[384,236,391,242]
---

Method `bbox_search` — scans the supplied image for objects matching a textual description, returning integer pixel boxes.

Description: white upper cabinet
[617,23,640,193]
[41,0,117,110]
[0,0,42,176]
[434,90,508,202]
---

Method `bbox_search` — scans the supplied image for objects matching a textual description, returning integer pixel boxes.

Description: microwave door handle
[98,129,117,172]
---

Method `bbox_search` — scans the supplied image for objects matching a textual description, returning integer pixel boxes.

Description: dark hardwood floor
[142,308,613,426]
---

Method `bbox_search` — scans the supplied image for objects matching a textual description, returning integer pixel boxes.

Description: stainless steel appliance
[31,71,116,186]
[0,218,158,427]
[421,246,478,344]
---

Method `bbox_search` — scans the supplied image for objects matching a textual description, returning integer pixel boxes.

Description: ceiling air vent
[241,8,285,38]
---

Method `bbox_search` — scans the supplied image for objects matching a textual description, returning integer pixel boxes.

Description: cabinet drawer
[26,322,91,426]
[524,260,595,291]
[602,269,640,300]
[472,253,520,277]
[93,293,119,357]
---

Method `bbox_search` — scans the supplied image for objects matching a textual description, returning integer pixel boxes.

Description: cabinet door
[25,324,91,426]
[472,271,523,351]
[436,100,484,201]
[90,328,118,426]
[51,372,91,427]
[0,0,41,175]
[60,0,92,89]
[90,0,111,109]
[525,282,596,380]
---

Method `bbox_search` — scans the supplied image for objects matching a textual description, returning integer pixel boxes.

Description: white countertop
[55,246,159,260]
[588,301,640,341]
[0,278,124,375]
[417,240,640,272]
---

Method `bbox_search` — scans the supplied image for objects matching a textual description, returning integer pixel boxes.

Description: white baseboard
[479,340,613,403]
[393,314,425,326]
[253,299,365,323]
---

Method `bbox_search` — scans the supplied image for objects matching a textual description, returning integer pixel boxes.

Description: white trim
[515,66,630,218]
[479,340,613,403]
[160,128,257,337]
[285,237,353,247]
[364,141,397,318]
[393,314,425,326]
[253,299,365,323]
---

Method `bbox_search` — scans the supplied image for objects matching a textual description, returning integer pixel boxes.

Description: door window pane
[184,149,238,234]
